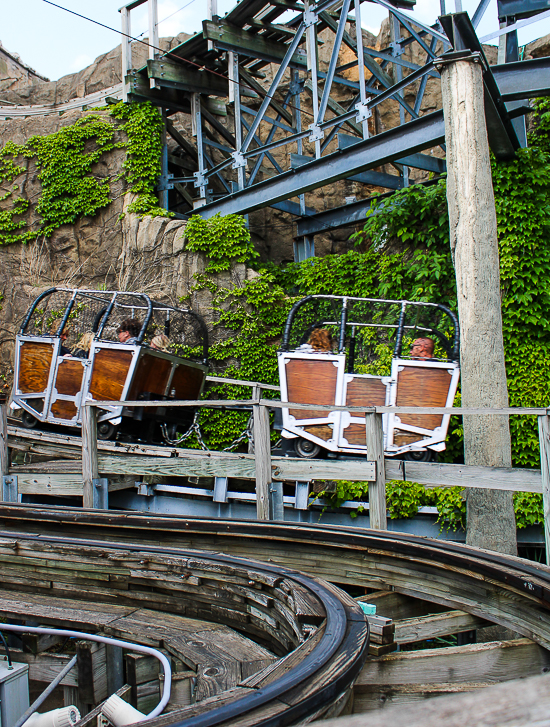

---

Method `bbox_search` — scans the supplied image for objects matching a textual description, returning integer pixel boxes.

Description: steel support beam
[493,57,550,101]
[197,111,445,218]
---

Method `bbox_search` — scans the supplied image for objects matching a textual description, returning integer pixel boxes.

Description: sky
[2,0,550,82]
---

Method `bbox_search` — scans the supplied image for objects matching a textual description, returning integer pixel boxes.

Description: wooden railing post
[0,395,8,482]
[82,404,99,509]
[254,398,271,521]
[538,414,550,560]
[366,412,387,530]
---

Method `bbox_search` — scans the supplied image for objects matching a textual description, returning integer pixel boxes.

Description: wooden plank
[356,638,550,686]
[357,592,449,621]
[81,405,98,508]
[0,401,8,481]
[365,413,386,530]
[6,648,78,686]
[203,20,307,67]
[253,398,271,520]
[538,414,550,559]
[352,682,494,713]
[394,611,490,644]
[384,459,542,492]
[13,474,132,495]
[75,684,132,727]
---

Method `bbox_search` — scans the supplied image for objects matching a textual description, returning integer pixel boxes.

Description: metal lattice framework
[120,0,550,259]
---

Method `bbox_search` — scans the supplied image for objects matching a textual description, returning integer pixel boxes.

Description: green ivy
[185,213,259,272]
[109,101,172,218]
[0,115,117,244]
[0,101,171,245]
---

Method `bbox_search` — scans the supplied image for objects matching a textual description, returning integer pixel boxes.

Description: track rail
[0,507,368,727]
[1,505,549,649]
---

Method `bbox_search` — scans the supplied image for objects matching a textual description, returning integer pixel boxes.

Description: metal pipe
[19,288,56,334]
[338,298,348,354]
[14,655,77,727]
[0,624,171,720]
[393,302,407,357]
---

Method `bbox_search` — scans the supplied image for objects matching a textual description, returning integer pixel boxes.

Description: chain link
[161,411,254,453]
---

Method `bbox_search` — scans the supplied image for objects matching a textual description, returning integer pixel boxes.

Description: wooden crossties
[0,530,367,725]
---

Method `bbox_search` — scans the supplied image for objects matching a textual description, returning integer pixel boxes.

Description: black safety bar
[280,294,460,362]
[19,287,57,334]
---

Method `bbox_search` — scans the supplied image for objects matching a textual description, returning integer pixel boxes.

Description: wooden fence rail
[3,389,550,556]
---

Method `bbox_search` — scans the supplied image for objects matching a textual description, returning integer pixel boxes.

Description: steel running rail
[0,527,369,727]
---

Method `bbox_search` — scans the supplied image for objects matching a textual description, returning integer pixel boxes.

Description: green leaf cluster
[185,213,259,272]
[0,101,171,245]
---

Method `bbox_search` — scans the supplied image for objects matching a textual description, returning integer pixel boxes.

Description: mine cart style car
[11,288,208,444]
[278,295,460,460]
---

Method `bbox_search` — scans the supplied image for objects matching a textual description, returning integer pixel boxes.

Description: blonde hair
[151,334,170,352]
[72,332,94,354]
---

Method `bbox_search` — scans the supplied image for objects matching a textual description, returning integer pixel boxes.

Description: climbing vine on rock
[0,101,171,245]
[109,101,172,218]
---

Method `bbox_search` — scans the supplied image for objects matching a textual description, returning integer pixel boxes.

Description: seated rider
[117,318,141,344]
[50,322,71,356]
[72,332,94,358]
[410,337,435,360]
[297,328,333,353]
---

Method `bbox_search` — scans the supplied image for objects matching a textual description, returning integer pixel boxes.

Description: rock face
[0,25,548,388]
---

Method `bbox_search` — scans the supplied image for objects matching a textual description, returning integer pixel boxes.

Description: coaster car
[278,295,460,460]
[11,288,208,444]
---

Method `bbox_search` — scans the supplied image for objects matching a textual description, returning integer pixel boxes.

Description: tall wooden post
[0,396,8,483]
[81,405,99,509]
[440,55,516,554]
[538,414,550,561]
[253,399,271,521]
[365,412,387,530]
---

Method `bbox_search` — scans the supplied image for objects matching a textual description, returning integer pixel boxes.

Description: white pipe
[0,624,171,720]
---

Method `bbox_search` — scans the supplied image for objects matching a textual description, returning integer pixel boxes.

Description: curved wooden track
[1,505,550,725]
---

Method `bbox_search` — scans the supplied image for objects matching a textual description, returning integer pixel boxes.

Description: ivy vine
[0,101,170,245]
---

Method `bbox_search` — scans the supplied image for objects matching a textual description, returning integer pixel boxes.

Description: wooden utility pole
[440,55,516,555]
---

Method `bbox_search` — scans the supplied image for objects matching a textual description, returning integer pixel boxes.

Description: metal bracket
[136,482,156,497]
[355,100,372,123]
[303,7,318,27]
[433,50,487,73]
[193,170,207,189]
[390,40,404,57]
[2,475,17,503]
[269,480,284,520]
[308,123,324,143]
[92,477,109,510]
[213,476,229,503]
[232,152,247,169]
[157,173,175,191]
[295,481,310,510]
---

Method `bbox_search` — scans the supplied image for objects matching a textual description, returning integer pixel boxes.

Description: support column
[440,56,516,555]
[82,405,99,509]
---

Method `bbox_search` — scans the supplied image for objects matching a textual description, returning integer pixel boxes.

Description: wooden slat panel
[346,377,386,407]
[89,349,133,401]
[303,424,333,441]
[51,400,78,421]
[396,367,452,430]
[393,432,424,445]
[286,359,338,421]
[171,363,206,400]
[128,353,172,399]
[54,358,85,396]
[18,342,54,393]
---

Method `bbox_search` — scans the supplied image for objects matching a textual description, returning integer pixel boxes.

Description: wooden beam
[253,393,271,520]
[81,405,98,509]
[538,414,550,560]
[358,592,449,621]
[365,413,386,530]
[352,682,496,713]
[356,638,550,687]
[394,611,490,644]
[148,60,228,97]
[203,20,307,68]
[0,400,8,481]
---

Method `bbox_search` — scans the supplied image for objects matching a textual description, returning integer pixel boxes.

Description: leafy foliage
[0,101,170,245]
[185,213,259,272]
[0,115,117,244]
[109,101,172,218]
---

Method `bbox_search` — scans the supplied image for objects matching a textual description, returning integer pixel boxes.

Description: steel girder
[196,111,445,218]
[121,0,550,246]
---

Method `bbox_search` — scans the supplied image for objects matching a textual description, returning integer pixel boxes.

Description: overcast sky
[2,0,550,82]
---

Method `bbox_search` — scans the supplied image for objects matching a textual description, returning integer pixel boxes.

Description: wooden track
[0,507,368,727]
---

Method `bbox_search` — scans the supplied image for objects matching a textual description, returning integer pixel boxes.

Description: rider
[410,337,435,359]
[117,318,141,344]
